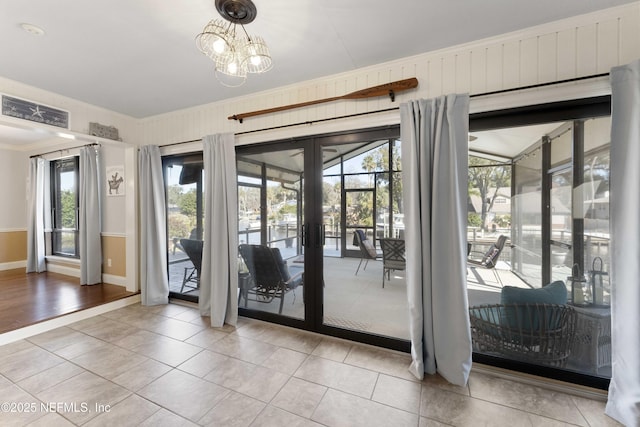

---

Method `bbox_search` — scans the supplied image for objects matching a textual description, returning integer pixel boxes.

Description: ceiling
[0,0,630,153]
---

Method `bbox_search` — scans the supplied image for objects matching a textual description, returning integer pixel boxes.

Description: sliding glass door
[472,105,612,387]
[236,127,410,350]
[163,154,204,302]
[236,145,306,320]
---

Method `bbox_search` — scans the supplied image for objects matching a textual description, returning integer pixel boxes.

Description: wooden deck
[0,269,136,334]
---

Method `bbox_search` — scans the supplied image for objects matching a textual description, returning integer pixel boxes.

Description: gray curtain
[26,157,47,273]
[400,95,472,386]
[139,145,169,305]
[606,59,640,427]
[200,133,238,327]
[79,146,102,285]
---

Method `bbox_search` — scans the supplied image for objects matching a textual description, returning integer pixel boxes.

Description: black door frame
[236,125,410,352]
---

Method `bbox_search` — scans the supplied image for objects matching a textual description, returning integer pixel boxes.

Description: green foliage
[468,156,511,231]
[495,214,511,228]
[60,190,76,228]
[168,213,191,238]
[178,189,197,217]
[468,212,482,227]
[359,143,403,214]
[347,191,374,226]
[167,185,183,206]
[279,203,297,215]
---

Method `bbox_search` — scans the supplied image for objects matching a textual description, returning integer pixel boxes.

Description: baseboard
[46,263,80,278]
[0,294,141,346]
[0,260,26,271]
[102,273,126,286]
[471,363,608,401]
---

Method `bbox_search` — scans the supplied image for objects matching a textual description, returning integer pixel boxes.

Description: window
[163,153,205,301]
[51,157,79,257]
[469,98,612,390]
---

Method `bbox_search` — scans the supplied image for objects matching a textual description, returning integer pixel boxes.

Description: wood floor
[0,269,136,334]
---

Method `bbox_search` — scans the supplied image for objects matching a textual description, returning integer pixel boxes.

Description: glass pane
[53,230,78,256]
[471,117,612,380]
[324,141,408,340]
[550,168,572,283]
[59,169,76,229]
[344,173,374,189]
[165,159,205,298]
[512,144,543,286]
[323,175,341,257]
[238,185,262,239]
[52,157,78,256]
[582,144,610,305]
[236,149,304,320]
[550,125,572,167]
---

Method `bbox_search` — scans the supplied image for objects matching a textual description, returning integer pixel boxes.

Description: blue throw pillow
[501,280,567,305]
[500,281,567,330]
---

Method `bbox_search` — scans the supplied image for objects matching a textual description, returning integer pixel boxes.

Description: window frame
[50,156,80,258]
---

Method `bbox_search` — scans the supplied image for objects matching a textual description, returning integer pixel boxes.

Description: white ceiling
[0,0,630,155]
[0,0,634,119]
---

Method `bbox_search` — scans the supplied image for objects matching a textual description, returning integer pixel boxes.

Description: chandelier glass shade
[196,0,272,87]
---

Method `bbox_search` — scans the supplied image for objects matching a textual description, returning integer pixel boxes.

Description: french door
[235,126,410,351]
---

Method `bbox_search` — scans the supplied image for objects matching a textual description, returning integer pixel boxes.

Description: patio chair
[238,244,303,314]
[353,229,381,275]
[469,303,576,367]
[380,238,405,288]
[179,238,203,293]
[467,235,508,285]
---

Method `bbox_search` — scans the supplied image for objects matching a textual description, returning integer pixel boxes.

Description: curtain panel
[606,59,640,427]
[26,157,47,273]
[200,133,239,327]
[79,146,102,285]
[400,95,472,386]
[138,145,169,305]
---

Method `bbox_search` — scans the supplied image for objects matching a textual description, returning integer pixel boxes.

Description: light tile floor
[0,303,621,426]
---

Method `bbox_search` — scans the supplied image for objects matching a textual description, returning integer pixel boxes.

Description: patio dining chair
[380,238,405,288]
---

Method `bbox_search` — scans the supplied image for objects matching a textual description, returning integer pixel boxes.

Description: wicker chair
[469,303,576,367]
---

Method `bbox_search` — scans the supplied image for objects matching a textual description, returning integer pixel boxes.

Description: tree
[178,189,197,217]
[468,212,482,228]
[168,213,191,238]
[60,190,76,228]
[167,185,183,207]
[361,153,377,186]
[468,157,511,231]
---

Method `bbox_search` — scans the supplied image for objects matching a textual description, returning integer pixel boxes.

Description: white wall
[100,145,127,235]
[0,148,28,230]
[0,77,137,142]
[138,3,640,148]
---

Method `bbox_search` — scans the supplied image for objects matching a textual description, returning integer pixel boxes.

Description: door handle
[315,224,321,248]
[302,223,310,248]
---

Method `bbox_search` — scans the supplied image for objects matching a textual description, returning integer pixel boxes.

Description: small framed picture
[106,165,125,196]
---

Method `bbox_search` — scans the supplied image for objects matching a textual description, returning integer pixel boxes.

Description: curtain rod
[469,72,609,98]
[235,107,400,135]
[156,107,400,147]
[30,142,99,159]
[162,72,610,145]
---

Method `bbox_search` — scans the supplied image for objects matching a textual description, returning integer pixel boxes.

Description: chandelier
[196,0,272,87]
